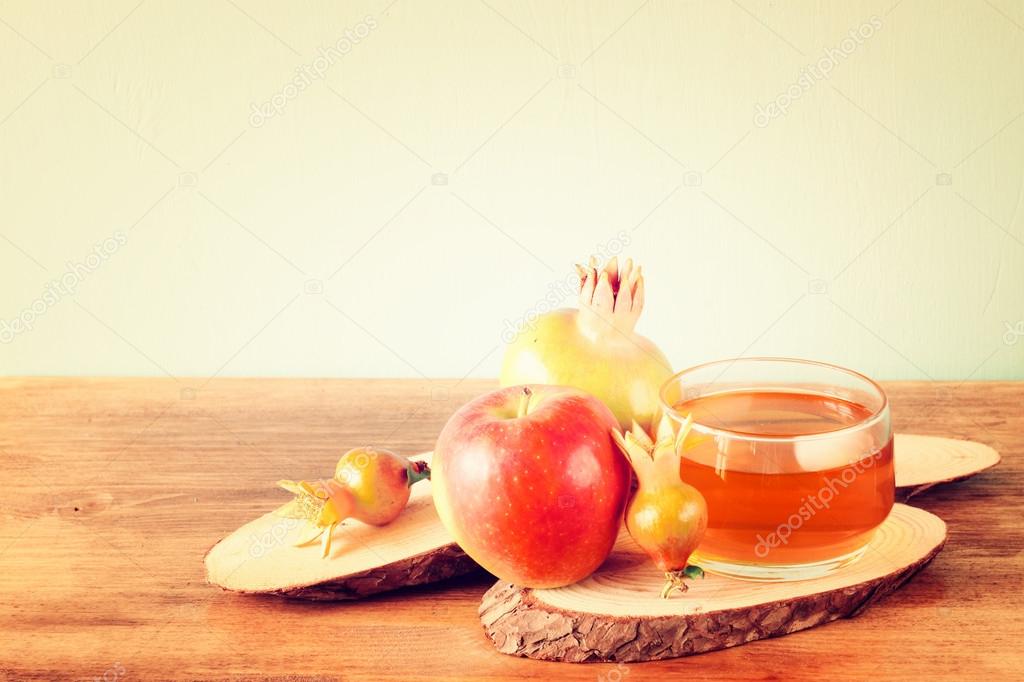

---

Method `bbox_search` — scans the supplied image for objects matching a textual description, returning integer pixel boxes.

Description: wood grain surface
[480,504,948,662]
[1,378,1021,681]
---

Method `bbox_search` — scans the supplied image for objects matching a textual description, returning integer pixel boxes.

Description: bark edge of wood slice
[894,433,1000,499]
[479,503,946,663]
[204,453,477,600]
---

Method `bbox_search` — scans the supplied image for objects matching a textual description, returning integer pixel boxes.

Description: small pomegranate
[277,447,430,558]
[613,415,708,598]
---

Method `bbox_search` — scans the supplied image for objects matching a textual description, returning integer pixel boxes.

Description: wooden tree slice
[479,504,946,663]
[204,453,477,600]
[894,433,1000,499]
[205,434,991,601]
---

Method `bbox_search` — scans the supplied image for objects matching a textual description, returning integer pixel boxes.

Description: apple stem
[407,460,431,487]
[516,387,533,419]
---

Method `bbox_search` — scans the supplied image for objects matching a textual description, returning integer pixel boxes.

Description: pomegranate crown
[612,414,693,487]
[574,256,644,332]
[276,478,354,558]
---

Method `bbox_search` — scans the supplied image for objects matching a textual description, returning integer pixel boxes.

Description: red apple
[432,384,630,588]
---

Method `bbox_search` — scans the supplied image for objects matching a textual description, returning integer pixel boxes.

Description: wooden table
[1,378,1021,681]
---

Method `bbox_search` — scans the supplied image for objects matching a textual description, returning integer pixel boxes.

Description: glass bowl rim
[658,356,890,443]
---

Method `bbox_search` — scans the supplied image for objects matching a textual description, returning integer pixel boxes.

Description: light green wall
[1,0,1022,380]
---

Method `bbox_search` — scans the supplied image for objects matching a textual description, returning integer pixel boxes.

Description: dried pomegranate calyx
[574,256,645,335]
[276,478,354,558]
[613,414,694,489]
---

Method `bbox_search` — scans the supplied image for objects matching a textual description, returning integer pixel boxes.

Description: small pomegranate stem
[660,565,705,599]
[517,387,533,419]
[660,572,688,599]
[407,460,431,487]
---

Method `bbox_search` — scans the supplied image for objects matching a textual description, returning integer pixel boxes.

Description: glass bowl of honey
[661,357,894,581]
